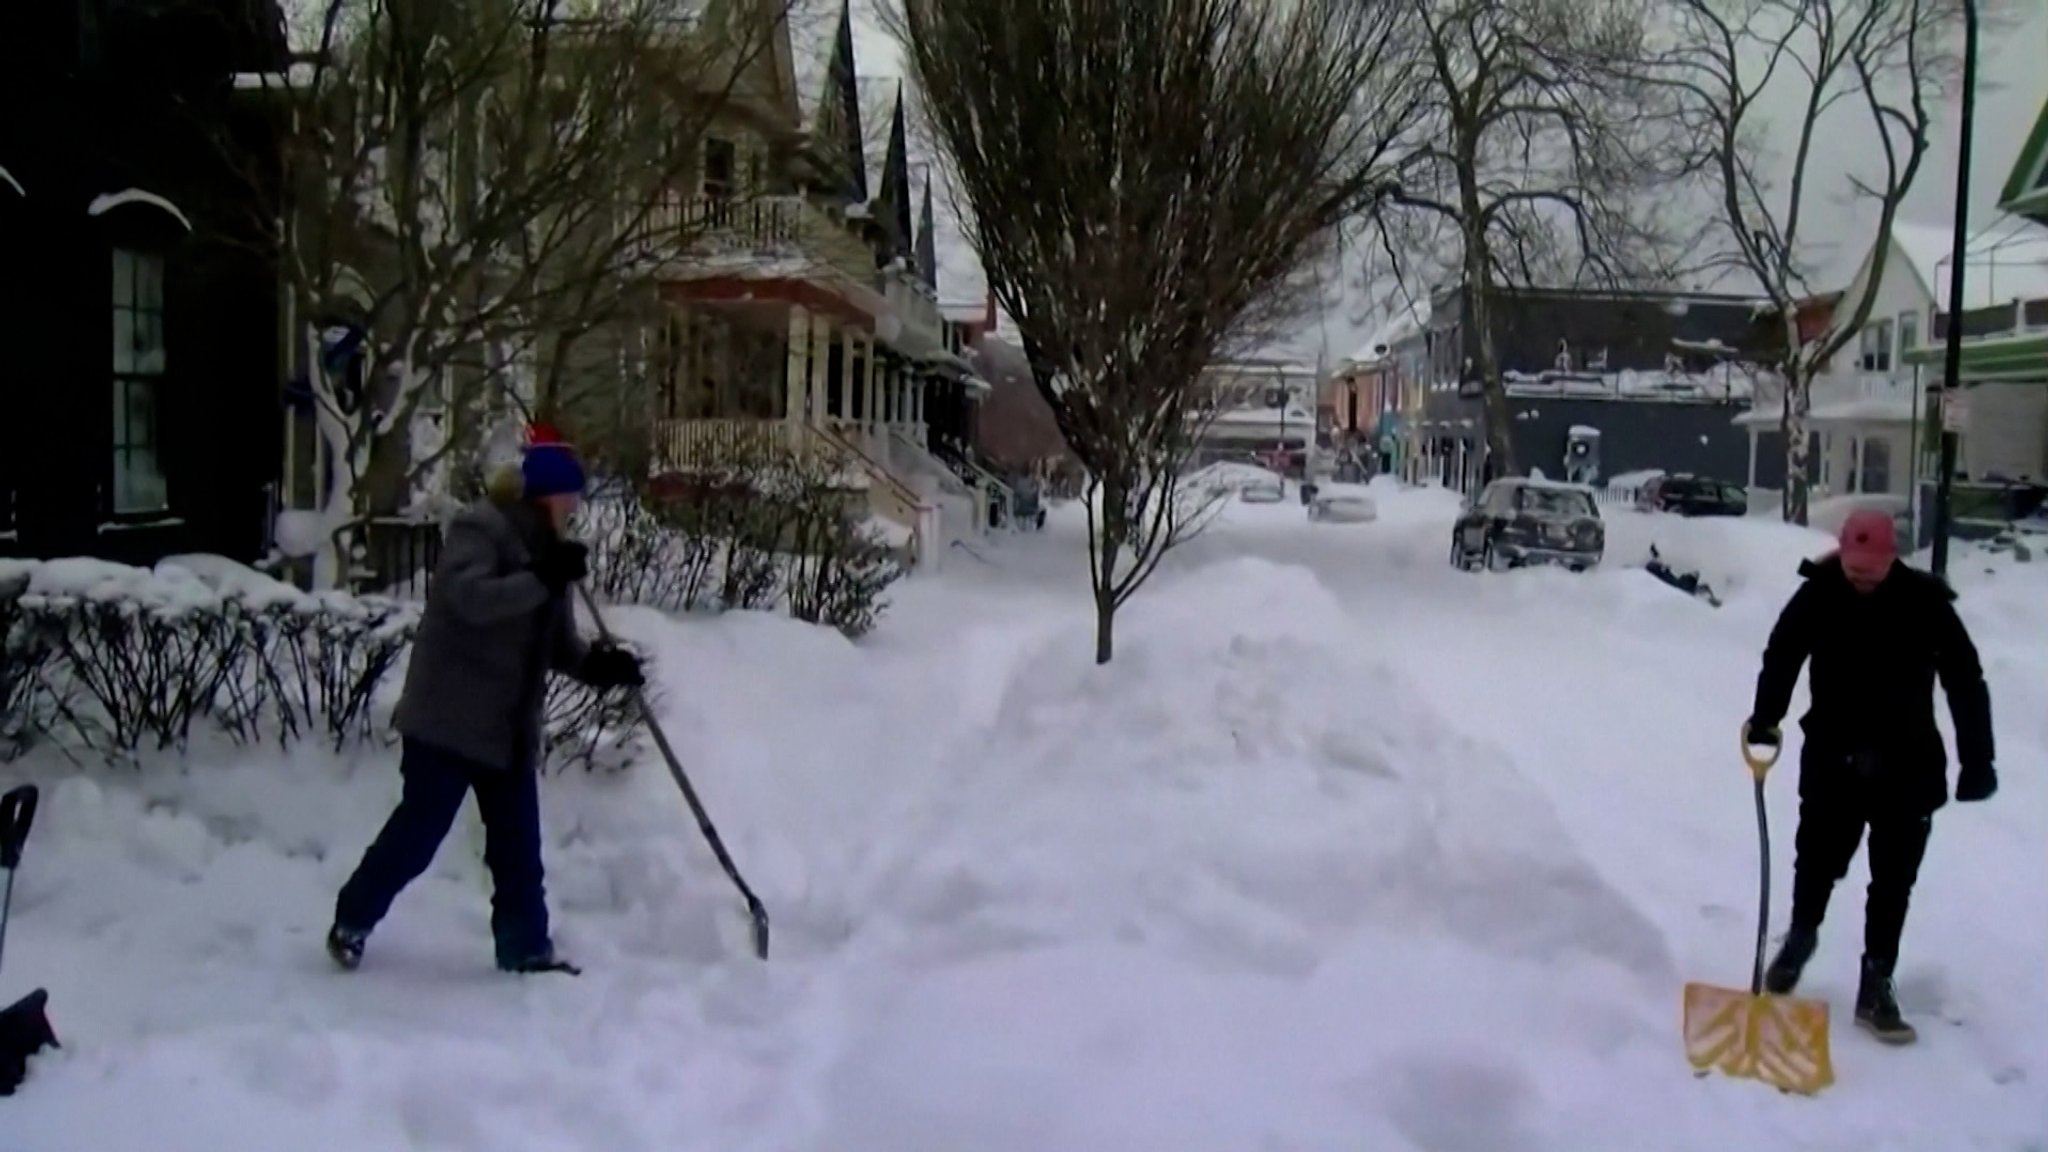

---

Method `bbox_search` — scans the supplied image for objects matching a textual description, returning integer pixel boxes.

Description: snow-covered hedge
[0,557,641,773]
[587,459,905,638]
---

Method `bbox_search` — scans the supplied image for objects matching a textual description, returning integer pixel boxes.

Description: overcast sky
[852,3,2048,367]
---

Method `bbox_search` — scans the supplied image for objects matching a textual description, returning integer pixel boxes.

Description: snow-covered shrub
[578,493,722,614]
[10,561,248,755]
[0,557,642,772]
[542,639,655,776]
[225,592,419,751]
[0,571,51,759]
[636,439,906,636]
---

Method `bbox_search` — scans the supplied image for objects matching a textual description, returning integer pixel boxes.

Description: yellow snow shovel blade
[1680,728,1835,1096]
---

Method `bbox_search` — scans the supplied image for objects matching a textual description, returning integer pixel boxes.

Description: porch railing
[653,417,811,472]
[632,193,876,285]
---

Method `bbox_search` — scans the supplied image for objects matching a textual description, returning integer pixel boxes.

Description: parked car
[1450,478,1605,571]
[1636,473,1749,518]
[1308,489,1378,523]
[1239,476,1286,503]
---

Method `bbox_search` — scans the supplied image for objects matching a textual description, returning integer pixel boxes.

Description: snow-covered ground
[4,481,2043,1151]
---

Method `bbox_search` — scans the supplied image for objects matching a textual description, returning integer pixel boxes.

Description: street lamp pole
[1930,0,1979,579]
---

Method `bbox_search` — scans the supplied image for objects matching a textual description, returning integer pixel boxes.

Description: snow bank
[3,511,2041,1151]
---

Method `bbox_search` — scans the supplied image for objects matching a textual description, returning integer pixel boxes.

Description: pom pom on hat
[488,423,586,502]
[1838,507,1897,564]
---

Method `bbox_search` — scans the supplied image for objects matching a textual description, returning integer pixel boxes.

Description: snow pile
[2,500,2042,1150]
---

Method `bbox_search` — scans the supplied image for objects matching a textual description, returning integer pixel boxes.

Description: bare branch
[894,0,1422,662]
[1638,0,1955,523]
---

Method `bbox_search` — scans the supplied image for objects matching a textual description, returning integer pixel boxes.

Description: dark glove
[578,643,645,691]
[1742,719,1781,748]
[531,539,590,594]
[1955,762,1998,803]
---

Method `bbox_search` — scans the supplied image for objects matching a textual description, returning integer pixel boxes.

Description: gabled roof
[1997,90,2048,217]
[1886,215,2048,312]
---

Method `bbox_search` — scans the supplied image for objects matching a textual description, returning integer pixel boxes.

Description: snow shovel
[0,784,60,1096]
[1681,727,1834,1096]
[572,585,770,960]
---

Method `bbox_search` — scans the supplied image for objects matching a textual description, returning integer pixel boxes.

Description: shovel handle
[1739,725,1781,781]
[0,785,37,871]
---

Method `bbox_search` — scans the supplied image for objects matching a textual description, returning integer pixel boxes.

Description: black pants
[333,737,550,964]
[1789,789,1932,965]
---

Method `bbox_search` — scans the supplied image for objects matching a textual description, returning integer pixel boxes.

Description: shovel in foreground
[1681,728,1834,1096]
[1,783,59,1096]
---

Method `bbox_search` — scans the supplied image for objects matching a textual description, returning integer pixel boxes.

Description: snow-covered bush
[0,557,641,772]
[589,443,906,637]
[0,571,50,759]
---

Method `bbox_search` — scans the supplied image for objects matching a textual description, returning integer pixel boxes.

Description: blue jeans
[334,737,550,964]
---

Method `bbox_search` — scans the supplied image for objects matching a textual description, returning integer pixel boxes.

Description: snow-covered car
[1308,491,1378,523]
[1450,477,1604,571]
[1238,478,1286,504]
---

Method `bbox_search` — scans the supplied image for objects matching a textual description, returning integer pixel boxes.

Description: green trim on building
[1903,332,2048,382]
[1997,91,2048,213]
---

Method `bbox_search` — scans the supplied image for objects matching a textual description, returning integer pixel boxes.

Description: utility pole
[1931,0,1980,579]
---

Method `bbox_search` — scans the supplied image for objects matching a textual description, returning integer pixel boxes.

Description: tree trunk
[1458,220,1515,478]
[1093,590,1116,665]
[1781,368,1812,526]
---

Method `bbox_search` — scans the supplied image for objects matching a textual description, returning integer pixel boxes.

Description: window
[1896,310,1918,359]
[1858,320,1893,372]
[111,248,170,515]
[702,138,736,200]
[1859,436,1893,494]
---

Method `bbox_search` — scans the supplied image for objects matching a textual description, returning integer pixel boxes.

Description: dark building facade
[0,0,287,564]
[1396,285,1786,493]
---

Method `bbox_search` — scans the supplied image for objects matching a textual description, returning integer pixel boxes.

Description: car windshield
[1515,486,1595,517]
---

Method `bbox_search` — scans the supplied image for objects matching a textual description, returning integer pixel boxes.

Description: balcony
[631,193,876,286]
[878,267,943,351]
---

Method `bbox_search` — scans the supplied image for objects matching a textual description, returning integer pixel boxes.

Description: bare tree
[224,0,785,586]
[1642,0,1962,523]
[894,0,1422,663]
[1364,0,1698,477]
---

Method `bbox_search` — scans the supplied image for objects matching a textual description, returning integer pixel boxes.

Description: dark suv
[1450,478,1605,571]
[1636,474,1749,517]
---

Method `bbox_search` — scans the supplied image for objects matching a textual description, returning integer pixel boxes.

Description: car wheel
[1449,535,1467,569]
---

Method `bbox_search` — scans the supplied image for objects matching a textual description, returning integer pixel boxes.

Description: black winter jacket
[1750,554,1994,814]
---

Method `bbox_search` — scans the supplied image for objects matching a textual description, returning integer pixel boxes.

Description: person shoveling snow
[1741,509,1997,1045]
[326,427,646,977]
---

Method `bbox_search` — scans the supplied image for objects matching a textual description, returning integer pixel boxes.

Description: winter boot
[1854,954,1916,1045]
[498,946,580,977]
[326,924,367,972]
[1762,924,1819,995]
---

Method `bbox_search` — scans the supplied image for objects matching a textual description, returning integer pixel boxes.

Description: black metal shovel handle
[0,785,37,871]
[572,585,770,960]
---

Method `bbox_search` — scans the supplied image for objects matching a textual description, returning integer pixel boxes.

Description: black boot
[326,924,367,972]
[498,946,580,976]
[1763,924,1818,995]
[1855,954,1916,1045]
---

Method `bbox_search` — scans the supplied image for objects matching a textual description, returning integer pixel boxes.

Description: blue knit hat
[520,426,586,499]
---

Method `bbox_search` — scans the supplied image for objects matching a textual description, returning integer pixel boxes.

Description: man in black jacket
[1743,509,1996,1044]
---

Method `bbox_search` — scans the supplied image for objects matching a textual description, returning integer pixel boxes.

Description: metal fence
[359,516,444,599]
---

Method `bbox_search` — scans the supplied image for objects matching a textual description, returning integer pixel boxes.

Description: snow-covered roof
[1732,395,1916,427]
[1502,366,1761,401]
[1889,215,2048,313]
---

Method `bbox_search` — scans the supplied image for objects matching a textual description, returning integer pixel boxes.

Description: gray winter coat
[392,497,591,771]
